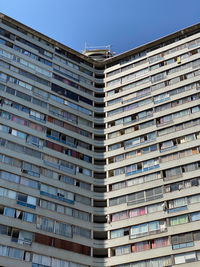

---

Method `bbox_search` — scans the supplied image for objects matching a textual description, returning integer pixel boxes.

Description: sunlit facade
[0,13,200,267]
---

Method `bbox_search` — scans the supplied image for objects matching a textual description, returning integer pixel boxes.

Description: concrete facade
[0,13,199,267]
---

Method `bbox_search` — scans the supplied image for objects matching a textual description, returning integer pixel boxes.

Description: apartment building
[0,12,199,267]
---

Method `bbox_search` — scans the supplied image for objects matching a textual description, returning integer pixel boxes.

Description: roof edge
[0,13,199,68]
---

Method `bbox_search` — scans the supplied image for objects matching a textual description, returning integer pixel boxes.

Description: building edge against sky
[0,12,199,267]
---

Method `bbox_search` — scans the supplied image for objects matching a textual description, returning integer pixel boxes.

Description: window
[172,233,193,249]
[52,258,70,267]
[112,211,129,222]
[129,207,146,218]
[17,194,37,209]
[142,144,157,154]
[128,191,145,205]
[55,222,72,237]
[11,129,26,139]
[0,245,8,257]
[130,223,148,238]
[13,230,33,245]
[174,251,196,264]
[151,71,166,82]
[23,212,35,223]
[169,214,188,226]
[109,195,126,206]
[127,172,160,187]
[27,135,43,147]
[169,197,186,208]
[160,140,174,150]
[40,199,56,211]
[0,171,20,183]
[30,110,45,122]
[76,194,91,205]
[115,245,131,256]
[128,186,162,205]
[146,187,162,201]
[20,177,38,189]
[143,158,159,170]
[3,207,15,217]
[150,256,171,267]
[157,114,172,125]
[149,53,163,64]
[130,220,166,239]
[111,228,129,238]
[147,203,163,213]
[0,72,7,82]
[37,216,55,233]
[0,188,16,199]
[190,211,200,222]
[164,167,182,180]
[23,162,40,177]
[32,253,51,266]
[9,247,24,260]
[189,194,200,204]
[43,154,59,168]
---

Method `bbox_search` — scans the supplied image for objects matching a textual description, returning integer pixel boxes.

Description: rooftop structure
[82,45,114,61]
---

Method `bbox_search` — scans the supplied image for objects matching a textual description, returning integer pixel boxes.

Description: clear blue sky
[1,0,200,55]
